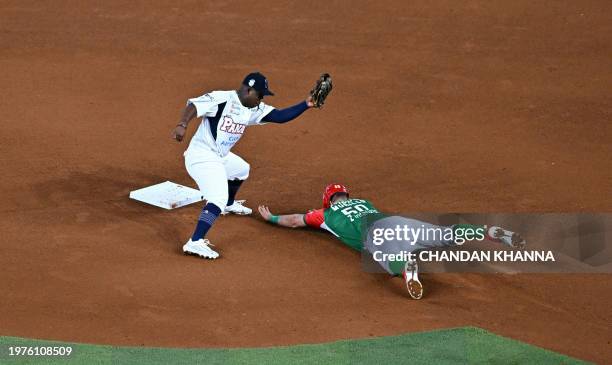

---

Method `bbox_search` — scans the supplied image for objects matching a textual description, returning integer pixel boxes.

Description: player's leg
[397,221,525,298]
[362,216,422,298]
[183,157,229,259]
[382,220,525,270]
[221,152,251,215]
[365,216,456,272]
[365,216,459,299]
[365,216,525,299]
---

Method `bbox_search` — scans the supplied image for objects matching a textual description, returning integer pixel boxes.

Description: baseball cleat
[222,200,252,215]
[403,260,423,300]
[183,238,219,259]
[487,226,526,249]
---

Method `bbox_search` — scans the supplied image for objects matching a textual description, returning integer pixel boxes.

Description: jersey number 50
[341,204,369,222]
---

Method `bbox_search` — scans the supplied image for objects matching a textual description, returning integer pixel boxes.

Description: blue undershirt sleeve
[262,101,309,123]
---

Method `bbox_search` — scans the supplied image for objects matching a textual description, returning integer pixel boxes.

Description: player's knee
[206,193,229,211]
[234,161,250,180]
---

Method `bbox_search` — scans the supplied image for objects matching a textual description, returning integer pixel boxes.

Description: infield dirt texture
[1,1,610,364]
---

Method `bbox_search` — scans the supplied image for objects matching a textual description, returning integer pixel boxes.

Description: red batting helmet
[323,183,349,208]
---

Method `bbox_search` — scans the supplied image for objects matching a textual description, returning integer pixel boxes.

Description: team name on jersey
[219,116,246,134]
[330,199,368,210]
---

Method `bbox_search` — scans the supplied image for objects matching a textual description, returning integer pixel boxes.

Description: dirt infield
[1,1,611,363]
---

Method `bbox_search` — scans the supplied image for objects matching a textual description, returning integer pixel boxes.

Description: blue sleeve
[262,101,309,123]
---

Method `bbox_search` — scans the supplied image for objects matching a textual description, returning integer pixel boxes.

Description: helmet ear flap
[323,184,349,208]
[323,191,331,208]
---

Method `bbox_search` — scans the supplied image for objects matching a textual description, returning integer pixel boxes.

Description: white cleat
[487,226,526,249]
[183,239,219,259]
[222,200,252,215]
[403,260,423,300]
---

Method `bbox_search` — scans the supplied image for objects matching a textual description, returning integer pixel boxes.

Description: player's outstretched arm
[172,103,197,142]
[258,205,306,228]
[262,100,312,124]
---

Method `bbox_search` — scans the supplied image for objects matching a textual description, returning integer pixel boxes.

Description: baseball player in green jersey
[257,183,526,300]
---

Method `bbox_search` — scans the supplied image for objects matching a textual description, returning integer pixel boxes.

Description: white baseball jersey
[185,90,274,158]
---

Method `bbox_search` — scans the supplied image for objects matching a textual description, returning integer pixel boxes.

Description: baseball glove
[310,73,333,108]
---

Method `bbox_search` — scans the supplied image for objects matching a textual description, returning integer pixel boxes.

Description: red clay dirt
[1,1,611,363]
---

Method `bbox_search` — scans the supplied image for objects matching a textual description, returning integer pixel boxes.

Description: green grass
[0,327,589,365]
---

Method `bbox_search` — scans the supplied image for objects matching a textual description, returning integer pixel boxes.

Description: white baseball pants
[184,149,250,210]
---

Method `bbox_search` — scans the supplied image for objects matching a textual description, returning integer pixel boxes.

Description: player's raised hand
[172,125,186,142]
[305,95,315,108]
[257,205,274,220]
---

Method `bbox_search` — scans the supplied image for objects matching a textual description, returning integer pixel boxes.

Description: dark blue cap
[243,72,274,96]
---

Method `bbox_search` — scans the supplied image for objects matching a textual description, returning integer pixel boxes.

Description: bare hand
[172,125,186,142]
[258,205,274,221]
[306,96,314,108]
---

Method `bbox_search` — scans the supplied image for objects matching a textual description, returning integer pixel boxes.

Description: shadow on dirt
[29,165,188,243]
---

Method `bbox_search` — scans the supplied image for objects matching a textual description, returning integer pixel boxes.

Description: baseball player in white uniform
[172,72,316,259]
